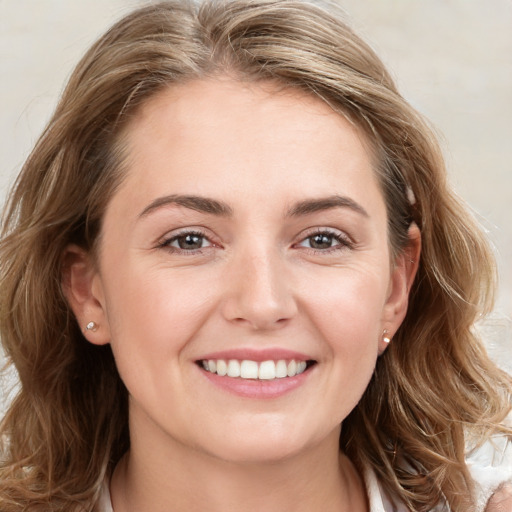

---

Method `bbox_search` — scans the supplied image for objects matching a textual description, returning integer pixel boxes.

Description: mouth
[196,358,317,380]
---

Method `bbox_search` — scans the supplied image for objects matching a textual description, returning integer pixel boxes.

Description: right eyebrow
[286,195,369,218]
[138,194,233,218]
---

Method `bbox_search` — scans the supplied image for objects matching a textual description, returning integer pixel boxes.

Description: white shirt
[363,467,410,512]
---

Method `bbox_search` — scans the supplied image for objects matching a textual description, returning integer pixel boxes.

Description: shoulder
[468,435,512,512]
[365,435,512,512]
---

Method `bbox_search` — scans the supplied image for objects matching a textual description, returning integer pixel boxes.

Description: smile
[200,359,312,380]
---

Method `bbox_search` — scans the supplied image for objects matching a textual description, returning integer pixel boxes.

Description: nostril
[220,267,298,330]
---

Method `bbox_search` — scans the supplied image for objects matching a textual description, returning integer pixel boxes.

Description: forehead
[127,78,372,149]
[111,77,383,219]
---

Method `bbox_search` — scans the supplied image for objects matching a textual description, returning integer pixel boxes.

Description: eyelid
[169,233,212,249]
[294,227,355,252]
[155,225,354,255]
[157,227,221,253]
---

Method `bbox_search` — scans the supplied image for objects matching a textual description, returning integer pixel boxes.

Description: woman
[0,1,510,510]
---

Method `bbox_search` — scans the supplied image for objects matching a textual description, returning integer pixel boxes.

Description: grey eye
[310,233,335,249]
[170,233,211,250]
[301,233,340,250]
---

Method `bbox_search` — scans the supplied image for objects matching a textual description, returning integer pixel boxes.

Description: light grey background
[1,1,511,414]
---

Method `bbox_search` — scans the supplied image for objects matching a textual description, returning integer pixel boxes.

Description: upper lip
[196,348,314,362]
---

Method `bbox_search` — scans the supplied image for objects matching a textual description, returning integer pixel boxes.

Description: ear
[61,244,111,345]
[379,223,421,353]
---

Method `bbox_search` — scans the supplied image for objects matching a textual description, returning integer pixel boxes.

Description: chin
[197,421,334,465]
[208,440,307,465]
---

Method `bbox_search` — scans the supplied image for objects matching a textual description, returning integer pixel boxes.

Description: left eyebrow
[287,195,369,218]
[138,194,233,218]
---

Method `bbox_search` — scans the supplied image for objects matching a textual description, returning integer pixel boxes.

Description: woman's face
[70,78,414,463]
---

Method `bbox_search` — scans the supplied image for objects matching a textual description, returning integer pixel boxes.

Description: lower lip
[198,366,314,399]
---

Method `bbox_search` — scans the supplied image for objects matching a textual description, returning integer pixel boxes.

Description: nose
[221,247,298,331]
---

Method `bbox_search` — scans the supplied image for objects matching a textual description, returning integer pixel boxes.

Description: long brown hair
[1,1,510,510]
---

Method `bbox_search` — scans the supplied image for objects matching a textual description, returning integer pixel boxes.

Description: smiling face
[65,78,416,464]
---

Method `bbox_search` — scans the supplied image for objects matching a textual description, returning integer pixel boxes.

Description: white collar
[363,466,410,511]
[95,478,113,512]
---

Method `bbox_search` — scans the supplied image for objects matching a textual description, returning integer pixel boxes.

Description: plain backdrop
[1,1,511,413]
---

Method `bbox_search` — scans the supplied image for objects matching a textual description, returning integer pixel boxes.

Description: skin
[485,483,512,512]
[63,78,420,512]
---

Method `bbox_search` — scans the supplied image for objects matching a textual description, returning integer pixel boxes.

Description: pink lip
[199,365,314,399]
[197,348,313,363]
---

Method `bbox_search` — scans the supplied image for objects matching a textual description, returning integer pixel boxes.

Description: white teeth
[259,360,276,380]
[201,358,311,380]
[227,360,241,377]
[297,361,307,374]
[276,360,288,378]
[216,359,227,376]
[240,360,258,379]
[287,360,297,377]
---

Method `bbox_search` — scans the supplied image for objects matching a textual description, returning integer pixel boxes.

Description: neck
[110,419,367,512]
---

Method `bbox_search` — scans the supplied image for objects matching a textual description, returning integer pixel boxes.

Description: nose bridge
[222,241,297,330]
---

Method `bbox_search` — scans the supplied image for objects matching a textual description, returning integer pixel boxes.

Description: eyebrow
[287,195,369,218]
[139,194,233,218]
[138,193,368,219]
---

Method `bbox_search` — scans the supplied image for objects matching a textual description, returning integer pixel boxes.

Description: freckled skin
[70,78,417,511]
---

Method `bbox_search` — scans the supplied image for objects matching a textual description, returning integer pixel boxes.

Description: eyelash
[158,229,215,254]
[295,228,354,254]
[158,228,353,255]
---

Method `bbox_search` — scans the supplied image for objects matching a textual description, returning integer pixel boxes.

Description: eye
[161,231,213,252]
[297,229,352,252]
[303,233,339,250]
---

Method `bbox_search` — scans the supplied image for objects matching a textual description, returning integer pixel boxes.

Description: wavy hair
[1,1,510,510]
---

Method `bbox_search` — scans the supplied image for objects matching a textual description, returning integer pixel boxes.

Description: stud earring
[382,329,391,344]
[84,321,98,333]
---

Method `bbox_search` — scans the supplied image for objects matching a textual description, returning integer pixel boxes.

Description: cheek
[102,263,216,379]
[299,266,388,417]
[302,265,389,349]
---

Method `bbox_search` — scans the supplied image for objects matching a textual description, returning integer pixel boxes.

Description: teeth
[227,360,241,377]
[287,360,297,377]
[216,359,227,376]
[240,360,258,379]
[297,361,307,374]
[259,360,276,380]
[200,358,310,380]
[276,360,288,378]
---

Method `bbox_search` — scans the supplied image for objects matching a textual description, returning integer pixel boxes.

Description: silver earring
[85,321,98,333]
[382,329,391,344]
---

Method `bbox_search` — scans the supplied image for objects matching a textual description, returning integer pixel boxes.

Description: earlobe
[61,244,110,345]
[379,223,421,352]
